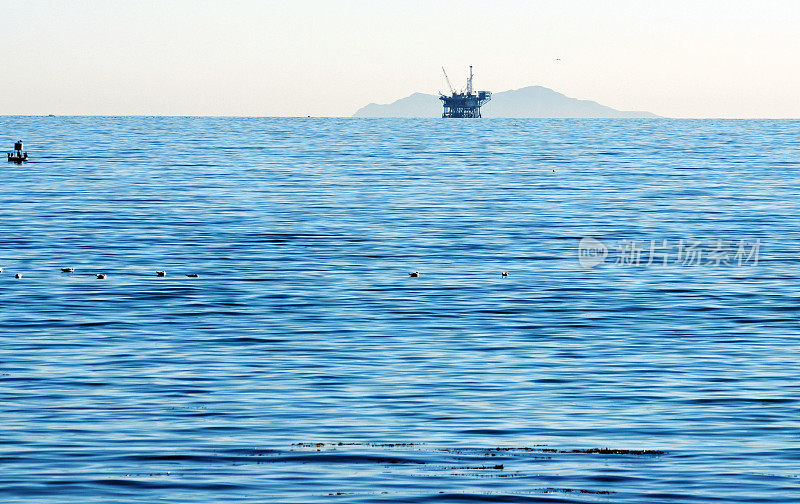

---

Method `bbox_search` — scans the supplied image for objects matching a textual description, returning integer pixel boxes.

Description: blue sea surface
[1,116,799,503]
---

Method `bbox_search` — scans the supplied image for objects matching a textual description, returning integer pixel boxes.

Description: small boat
[7,140,28,163]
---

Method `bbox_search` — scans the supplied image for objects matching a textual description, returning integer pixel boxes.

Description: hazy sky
[2,0,799,117]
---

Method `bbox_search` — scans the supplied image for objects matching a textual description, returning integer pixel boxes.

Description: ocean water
[1,116,799,503]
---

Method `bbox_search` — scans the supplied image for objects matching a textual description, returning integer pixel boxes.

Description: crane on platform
[441,67,455,95]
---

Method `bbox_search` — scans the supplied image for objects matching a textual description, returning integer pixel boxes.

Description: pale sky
[2,0,799,118]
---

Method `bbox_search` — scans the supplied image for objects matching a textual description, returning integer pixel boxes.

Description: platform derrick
[439,65,492,118]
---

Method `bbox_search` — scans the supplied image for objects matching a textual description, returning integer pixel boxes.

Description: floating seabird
[186,273,199,278]
[501,272,509,277]
[14,273,22,278]
[409,271,420,277]
[96,273,107,279]
[156,271,166,277]
[0,267,3,273]
[61,267,74,273]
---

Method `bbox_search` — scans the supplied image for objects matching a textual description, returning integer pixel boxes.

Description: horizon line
[4,115,800,120]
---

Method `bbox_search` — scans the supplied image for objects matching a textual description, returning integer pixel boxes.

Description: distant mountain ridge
[353,86,659,118]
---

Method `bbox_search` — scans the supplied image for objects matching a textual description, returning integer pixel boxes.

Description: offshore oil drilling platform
[440,65,492,118]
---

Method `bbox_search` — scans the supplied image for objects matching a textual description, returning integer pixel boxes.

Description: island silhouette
[354,85,659,118]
